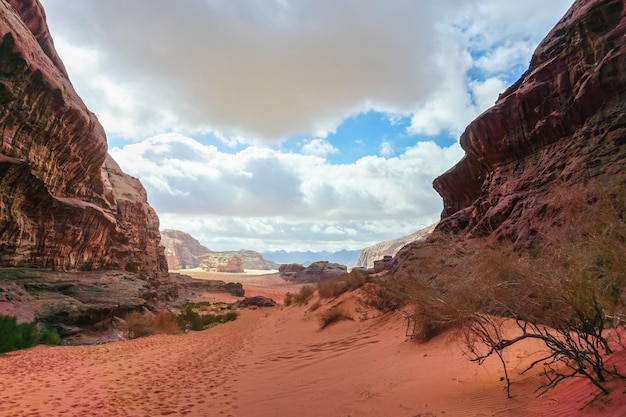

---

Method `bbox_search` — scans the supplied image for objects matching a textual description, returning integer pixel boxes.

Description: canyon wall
[432,0,626,248]
[0,0,166,276]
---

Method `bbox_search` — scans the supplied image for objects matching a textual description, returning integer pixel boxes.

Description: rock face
[355,224,437,269]
[279,261,347,283]
[200,254,244,273]
[0,1,166,275]
[161,229,278,270]
[161,229,211,270]
[432,0,626,249]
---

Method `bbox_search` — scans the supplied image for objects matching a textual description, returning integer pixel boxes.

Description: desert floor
[1,270,625,417]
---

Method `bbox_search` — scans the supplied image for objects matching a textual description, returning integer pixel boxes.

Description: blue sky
[40,0,573,252]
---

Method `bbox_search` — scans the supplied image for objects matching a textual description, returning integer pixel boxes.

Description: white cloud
[301,139,339,157]
[38,0,574,251]
[39,0,572,143]
[380,141,394,157]
[110,134,463,250]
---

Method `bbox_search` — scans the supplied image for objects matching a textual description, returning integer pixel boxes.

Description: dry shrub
[317,270,367,299]
[379,184,626,396]
[318,307,353,329]
[284,292,294,306]
[308,300,322,311]
[295,285,316,305]
[126,311,181,339]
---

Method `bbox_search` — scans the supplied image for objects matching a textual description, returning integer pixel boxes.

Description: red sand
[1,276,625,417]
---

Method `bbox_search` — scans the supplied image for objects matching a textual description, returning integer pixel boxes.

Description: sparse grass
[317,270,367,299]
[0,315,61,353]
[308,300,322,311]
[318,307,353,329]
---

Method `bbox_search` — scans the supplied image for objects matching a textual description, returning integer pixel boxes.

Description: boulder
[236,296,277,308]
[279,261,347,283]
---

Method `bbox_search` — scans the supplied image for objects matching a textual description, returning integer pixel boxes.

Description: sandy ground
[1,272,625,417]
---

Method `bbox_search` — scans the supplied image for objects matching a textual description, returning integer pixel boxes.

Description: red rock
[0,1,166,275]
[432,0,626,248]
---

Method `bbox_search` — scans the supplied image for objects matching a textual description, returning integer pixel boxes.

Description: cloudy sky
[40,0,572,252]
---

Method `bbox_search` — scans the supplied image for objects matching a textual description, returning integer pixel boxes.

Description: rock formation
[200,254,244,273]
[354,224,437,269]
[279,261,347,283]
[161,229,278,270]
[0,0,166,275]
[161,229,211,270]
[431,0,626,249]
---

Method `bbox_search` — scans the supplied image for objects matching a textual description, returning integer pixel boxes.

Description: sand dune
[1,282,625,416]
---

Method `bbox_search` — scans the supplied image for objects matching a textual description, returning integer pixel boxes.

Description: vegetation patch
[284,285,315,306]
[176,304,238,331]
[0,315,60,353]
[317,270,367,299]
[126,311,181,338]
[318,307,353,329]
[378,185,626,397]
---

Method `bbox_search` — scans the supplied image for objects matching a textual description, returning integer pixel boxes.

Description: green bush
[176,305,238,331]
[0,315,61,353]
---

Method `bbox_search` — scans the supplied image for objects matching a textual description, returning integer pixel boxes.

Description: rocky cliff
[161,229,278,271]
[432,0,626,248]
[161,229,211,270]
[354,224,436,269]
[0,0,166,275]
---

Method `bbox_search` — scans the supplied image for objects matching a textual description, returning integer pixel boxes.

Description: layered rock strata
[432,0,626,248]
[0,0,166,275]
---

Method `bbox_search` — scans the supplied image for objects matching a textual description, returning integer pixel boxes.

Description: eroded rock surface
[0,0,166,275]
[355,224,436,269]
[432,0,626,248]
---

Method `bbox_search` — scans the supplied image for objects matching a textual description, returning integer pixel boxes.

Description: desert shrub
[291,285,315,305]
[176,305,239,331]
[378,185,626,397]
[317,279,345,298]
[318,307,353,329]
[0,315,61,353]
[317,270,367,299]
[308,300,322,311]
[126,311,181,338]
[284,292,294,306]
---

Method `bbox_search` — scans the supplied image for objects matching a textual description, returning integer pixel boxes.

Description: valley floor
[1,276,625,417]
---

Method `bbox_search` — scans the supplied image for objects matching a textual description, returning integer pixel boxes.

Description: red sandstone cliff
[0,1,167,275]
[432,0,626,248]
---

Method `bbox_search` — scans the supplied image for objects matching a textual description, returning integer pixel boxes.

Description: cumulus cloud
[110,134,463,250]
[39,0,574,251]
[301,139,339,157]
[40,0,572,143]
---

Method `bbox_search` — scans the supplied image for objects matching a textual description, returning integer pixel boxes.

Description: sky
[40,0,573,252]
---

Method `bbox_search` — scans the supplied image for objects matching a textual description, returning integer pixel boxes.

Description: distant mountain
[261,249,361,268]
